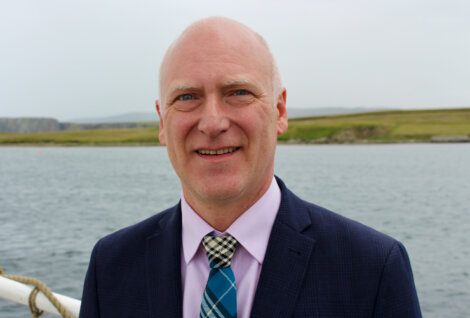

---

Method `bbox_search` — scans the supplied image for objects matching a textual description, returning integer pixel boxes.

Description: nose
[197,96,230,138]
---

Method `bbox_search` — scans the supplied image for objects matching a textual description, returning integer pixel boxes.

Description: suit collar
[273,176,312,233]
[143,177,315,317]
[145,203,183,317]
[251,177,316,317]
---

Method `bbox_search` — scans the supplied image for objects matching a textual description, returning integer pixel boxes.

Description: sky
[1,0,469,120]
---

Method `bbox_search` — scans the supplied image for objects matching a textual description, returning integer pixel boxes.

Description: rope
[28,287,44,318]
[0,267,74,318]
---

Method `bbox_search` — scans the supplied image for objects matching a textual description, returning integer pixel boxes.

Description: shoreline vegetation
[1,108,469,146]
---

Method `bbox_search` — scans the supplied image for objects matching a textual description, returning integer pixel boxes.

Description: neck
[184,180,272,232]
[195,206,242,232]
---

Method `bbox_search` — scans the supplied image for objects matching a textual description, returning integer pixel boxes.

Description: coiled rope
[0,267,74,318]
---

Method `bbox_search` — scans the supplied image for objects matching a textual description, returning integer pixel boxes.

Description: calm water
[0,145,469,317]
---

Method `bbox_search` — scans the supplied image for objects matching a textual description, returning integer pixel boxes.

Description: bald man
[79,17,421,317]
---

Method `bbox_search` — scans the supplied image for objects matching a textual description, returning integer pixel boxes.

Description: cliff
[0,118,61,133]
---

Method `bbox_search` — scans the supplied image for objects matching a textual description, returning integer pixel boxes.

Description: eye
[177,93,194,101]
[225,88,255,107]
[171,92,200,111]
[232,89,251,96]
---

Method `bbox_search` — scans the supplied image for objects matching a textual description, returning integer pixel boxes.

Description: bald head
[158,17,282,106]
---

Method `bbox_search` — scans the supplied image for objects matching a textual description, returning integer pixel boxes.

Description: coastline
[1,138,469,147]
[2,108,469,146]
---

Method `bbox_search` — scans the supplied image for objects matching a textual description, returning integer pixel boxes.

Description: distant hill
[286,107,389,118]
[0,108,391,133]
[0,118,62,133]
[2,108,468,145]
[69,112,158,124]
[280,108,470,143]
[0,117,155,133]
[68,107,389,124]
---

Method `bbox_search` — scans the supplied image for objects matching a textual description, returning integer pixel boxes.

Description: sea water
[0,145,469,317]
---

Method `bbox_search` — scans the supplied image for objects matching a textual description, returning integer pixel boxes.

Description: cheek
[164,114,196,145]
[239,118,277,157]
[236,106,269,129]
[249,108,278,137]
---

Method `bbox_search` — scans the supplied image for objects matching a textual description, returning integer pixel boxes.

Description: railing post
[0,276,81,317]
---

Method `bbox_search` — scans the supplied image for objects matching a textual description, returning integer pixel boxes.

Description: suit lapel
[146,204,183,317]
[250,179,316,318]
[142,180,315,317]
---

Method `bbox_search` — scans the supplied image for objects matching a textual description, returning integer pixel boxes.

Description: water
[0,145,469,317]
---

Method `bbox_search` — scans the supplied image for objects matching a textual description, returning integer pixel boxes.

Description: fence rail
[0,276,81,317]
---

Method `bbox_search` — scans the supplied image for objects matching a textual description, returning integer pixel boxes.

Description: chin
[196,178,244,202]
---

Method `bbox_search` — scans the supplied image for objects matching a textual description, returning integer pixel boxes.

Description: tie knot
[202,234,238,268]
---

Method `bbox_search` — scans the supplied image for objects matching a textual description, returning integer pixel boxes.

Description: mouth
[196,147,240,156]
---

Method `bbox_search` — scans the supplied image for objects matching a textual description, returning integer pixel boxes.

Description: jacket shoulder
[276,178,400,269]
[278,183,421,317]
[93,204,180,259]
[306,198,397,249]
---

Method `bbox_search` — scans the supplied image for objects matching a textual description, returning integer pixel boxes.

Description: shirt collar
[181,177,281,265]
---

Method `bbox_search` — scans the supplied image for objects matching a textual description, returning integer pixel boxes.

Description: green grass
[281,108,470,143]
[1,108,469,145]
[0,128,159,145]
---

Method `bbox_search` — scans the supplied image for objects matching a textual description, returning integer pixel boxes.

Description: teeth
[198,147,237,155]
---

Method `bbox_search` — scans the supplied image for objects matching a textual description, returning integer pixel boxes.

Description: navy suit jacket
[79,178,421,317]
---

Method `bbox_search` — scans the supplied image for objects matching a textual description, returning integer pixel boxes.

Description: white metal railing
[0,276,81,317]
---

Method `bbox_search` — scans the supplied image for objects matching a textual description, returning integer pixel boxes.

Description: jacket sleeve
[373,241,422,318]
[79,240,101,318]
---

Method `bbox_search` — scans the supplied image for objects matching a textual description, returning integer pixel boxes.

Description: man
[80,17,421,317]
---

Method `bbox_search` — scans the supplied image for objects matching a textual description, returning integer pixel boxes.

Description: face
[157,27,287,209]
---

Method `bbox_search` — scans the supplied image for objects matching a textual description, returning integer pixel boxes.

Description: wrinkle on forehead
[221,79,250,86]
[159,17,281,105]
[170,79,251,92]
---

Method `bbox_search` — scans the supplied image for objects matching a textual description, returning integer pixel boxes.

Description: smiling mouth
[196,147,240,155]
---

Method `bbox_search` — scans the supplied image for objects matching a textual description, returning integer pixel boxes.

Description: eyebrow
[166,78,255,97]
[172,84,199,91]
[166,85,200,101]
[221,79,250,87]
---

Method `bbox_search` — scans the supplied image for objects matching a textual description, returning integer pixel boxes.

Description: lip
[194,146,241,160]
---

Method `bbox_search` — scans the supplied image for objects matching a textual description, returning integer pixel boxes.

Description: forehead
[160,25,272,93]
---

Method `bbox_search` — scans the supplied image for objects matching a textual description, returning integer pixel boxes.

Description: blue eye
[177,94,194,101]
[233,90,250,96]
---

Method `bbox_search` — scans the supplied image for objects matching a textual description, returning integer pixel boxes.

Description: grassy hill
[0,128,158,145]
[280,108,470,143]
[1,108,469,145]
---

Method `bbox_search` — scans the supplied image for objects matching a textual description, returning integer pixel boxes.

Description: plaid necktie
[200,234,238,318]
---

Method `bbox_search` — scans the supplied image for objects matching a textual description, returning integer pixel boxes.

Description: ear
[276,88,288,135]
[155,99,166,145]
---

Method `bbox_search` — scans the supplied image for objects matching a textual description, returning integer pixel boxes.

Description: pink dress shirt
[181,177,281,318]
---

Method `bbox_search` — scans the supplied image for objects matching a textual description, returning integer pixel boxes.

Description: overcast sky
[1,0,469,120]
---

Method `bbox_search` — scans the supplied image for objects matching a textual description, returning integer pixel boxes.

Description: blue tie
[200,234,238,318]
